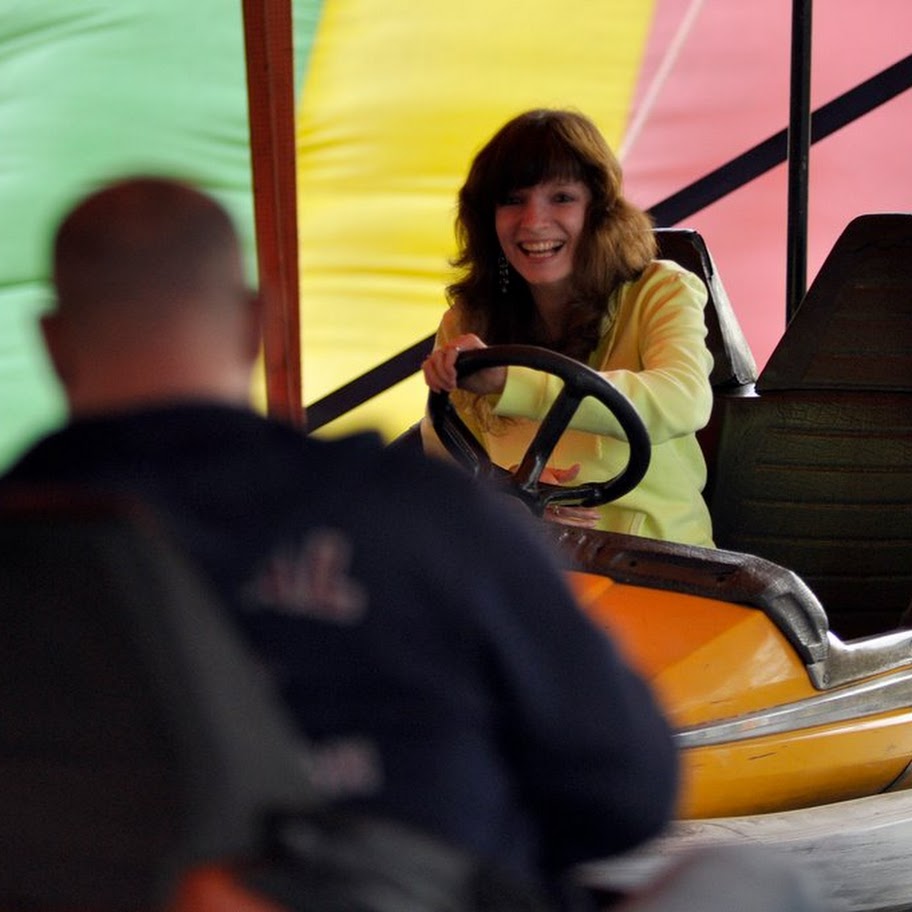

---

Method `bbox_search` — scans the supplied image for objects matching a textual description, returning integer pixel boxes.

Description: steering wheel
[428,344,650,516]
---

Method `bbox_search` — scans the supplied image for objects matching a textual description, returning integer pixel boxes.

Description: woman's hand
[421,334,507,396]
[543,502,601,529]
[540,464,602,529]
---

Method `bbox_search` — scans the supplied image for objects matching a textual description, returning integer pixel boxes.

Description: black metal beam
[786,0,813,323]
[648,52,912,227]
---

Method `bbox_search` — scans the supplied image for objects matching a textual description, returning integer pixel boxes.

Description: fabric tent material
[0,1,321,469]
[0,0,910,466]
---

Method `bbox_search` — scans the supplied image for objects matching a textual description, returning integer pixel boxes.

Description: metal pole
[785,0,813,323]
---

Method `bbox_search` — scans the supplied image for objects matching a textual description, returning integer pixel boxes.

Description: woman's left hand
[543,502,601,529]
[421,334,506,396]
[539,464,602,529]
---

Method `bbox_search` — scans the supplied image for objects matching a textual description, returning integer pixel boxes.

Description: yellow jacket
[422,260,716,547]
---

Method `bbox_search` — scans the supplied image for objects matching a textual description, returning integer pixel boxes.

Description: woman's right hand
[421,334,506,396]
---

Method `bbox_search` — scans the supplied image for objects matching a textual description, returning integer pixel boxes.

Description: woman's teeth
[520,240,563,256]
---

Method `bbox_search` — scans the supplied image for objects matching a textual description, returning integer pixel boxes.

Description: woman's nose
[518,199,547,228]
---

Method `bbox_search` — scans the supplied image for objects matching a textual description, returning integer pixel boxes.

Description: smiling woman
[420,108,716,548]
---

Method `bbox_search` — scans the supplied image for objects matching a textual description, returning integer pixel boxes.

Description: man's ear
[39,311,70,383]
[243,290,265,363]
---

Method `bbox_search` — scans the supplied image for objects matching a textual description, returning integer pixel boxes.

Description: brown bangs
[486,121,586,201]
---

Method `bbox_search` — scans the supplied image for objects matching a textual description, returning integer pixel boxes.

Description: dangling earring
[498,253,510,295]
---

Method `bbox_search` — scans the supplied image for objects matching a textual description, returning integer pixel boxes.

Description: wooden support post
[242,0,303,427]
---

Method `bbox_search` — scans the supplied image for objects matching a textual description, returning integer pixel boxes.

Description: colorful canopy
[1,0,910,467]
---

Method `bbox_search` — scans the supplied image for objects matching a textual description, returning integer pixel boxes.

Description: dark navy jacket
[3,403,677,886]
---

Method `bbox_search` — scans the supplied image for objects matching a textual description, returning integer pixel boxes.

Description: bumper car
[427,214,912,912]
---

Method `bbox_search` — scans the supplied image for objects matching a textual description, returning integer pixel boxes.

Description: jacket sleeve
[493,265,714,445]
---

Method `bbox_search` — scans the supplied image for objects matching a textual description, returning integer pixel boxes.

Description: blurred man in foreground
[1,176,678,905]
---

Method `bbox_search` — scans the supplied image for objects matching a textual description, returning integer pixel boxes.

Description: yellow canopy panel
[294,0,655,440]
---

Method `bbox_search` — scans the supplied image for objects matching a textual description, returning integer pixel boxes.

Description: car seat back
[653,228,758,495]
[709,214,912,639]
[654,227,757,392]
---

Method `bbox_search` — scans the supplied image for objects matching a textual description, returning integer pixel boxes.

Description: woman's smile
[496,178,591,297]
[518,239,566,257]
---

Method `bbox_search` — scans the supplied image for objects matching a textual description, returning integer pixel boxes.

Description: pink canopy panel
[623,0,912,369]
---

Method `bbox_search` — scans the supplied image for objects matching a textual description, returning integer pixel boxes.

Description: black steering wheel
[428,344,651,517]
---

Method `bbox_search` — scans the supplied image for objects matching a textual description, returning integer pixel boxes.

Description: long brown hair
[448,108,656,361]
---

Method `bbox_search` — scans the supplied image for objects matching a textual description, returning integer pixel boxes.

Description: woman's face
[494,178,591,303]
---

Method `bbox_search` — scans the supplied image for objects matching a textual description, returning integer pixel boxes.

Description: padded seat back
[0,488,316,910]
[654,228,758,492]
[654,227,757,391]
[709,214,912,639]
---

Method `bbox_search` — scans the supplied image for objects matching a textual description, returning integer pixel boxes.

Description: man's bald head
[54,176,243,319]
[45,177,261,416]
